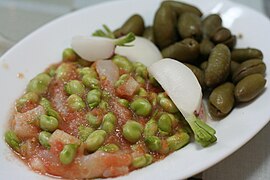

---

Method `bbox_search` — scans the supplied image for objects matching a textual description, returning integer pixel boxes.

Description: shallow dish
[1,0,270,179]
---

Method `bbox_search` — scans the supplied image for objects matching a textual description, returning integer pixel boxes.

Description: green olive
[234,74,266,102]
[85,130,107,152]
[130,98,152,117]
[211,27,231,43]
[153,3,178,49]
[123,120,143,143]
[38,131,52,149]
[230,61,240,76]
[205,44,231,87]
[59,144,77,165]
[39,115,58,132]
[184,63,206,89]
[232,59,266,83]
[27,73,51,95]
[143,26,155,43]
[119,14,145,36]
[161,38,200,64]
[161,0,202,17]
[62,48,78,62]
[200,38,215,57]
[202,14,222,37]
[231,48,263,63]
[208,82,235,118]
[67,94,86,111]
[177,12,202,41]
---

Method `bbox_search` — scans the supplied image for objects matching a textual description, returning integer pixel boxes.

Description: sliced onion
[115,36,162,66]
[148,58,202,119]
[96,60,119,85]
[71,36,115,61]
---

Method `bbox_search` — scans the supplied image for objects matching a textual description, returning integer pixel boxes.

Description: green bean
[27,73,51,95]
[130,98,152,117]
[101,112,117,134]
[78,126,94,141]
[86,112,102,129]
[158,113,172,133]
[65,80,85,96]
[99,144,119,153]
[87,89,102,109]
[67,94,85,111]
[167,131,190,151]
[112,54,133,73]
[85,130,107,152]
[117,98,129,107]
[5,131,21,152]
[144,119,158,137]
[16,92,39,112]
[39,114,58,132]
[62,48,78,62]
[145,136,162,152]
[77,67,97,78]
[159,97,178,113]
[123,120,143,143]
[82,75,100,89]
[38,131,51,149]
[59,144,78,165]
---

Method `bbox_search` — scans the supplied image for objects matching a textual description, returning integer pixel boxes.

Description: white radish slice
[115,36,162,66]
[148,58,202,119]
[71,36,115,61]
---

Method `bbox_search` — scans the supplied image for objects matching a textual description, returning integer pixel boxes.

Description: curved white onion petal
[148,58,202,119]
[71,36,115,61]
[115,36,162,66]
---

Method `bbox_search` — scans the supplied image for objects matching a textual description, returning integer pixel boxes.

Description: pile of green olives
[113,0,267,119]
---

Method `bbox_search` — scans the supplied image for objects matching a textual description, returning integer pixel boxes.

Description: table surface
[0,0,269,180]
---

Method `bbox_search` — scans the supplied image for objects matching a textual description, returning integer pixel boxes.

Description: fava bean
[38,131,51,149]
[59,144,77,165]
[62,48,78,62]
[67,94,86,111]
[145,136,162,152]
[167,131,190,151]
[86,112,102,129]
[39,115,58,132]
[27,73,51,95]
[87,89,102,109]
[112,54,133,73]
[78,126,94,142]
[65,80,85,96]
[123,120,143,143]
[5,131,21,152]
[130,98,152,117]
[158,113,172,133]
[85,130,107,152]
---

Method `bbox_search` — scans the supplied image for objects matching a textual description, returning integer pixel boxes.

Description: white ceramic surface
[0,0,270,179]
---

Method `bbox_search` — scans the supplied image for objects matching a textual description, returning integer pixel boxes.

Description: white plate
[0,0,270,179]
